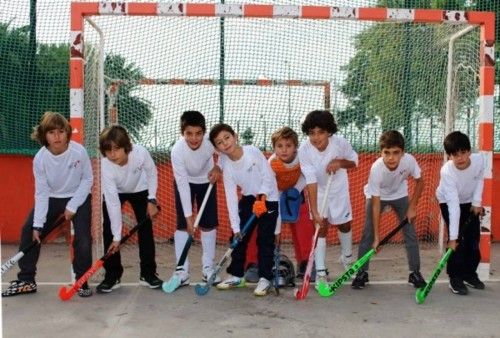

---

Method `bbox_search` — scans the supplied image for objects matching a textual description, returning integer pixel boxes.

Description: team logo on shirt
[134,164,145,174]
[68,160,81,169]
[247,162,256,173]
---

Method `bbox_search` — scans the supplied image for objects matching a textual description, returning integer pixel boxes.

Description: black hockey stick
[2,214,66,275]
[273,244,280,296]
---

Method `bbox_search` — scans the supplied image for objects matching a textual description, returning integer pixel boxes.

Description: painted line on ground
[3,279,500,287]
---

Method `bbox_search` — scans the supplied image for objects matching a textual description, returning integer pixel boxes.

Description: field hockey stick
[317,217,409,297]
[294,174,333,300]
[273,244,280,296]
[195,214,257,296]
[1,214,66,275]
[59,211,158,301]
[163,183,214,293]
[415,248,453,304]
[415,212,477,304]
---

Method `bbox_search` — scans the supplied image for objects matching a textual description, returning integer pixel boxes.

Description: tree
[0,24,39,152]
[0,23,152,153]
[338,0,500,149]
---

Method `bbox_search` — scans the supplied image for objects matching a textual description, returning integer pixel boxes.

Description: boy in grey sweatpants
[352,130,426,289]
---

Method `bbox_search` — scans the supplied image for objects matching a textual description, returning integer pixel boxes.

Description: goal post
[105,77,330,125]
[71,2,494,281]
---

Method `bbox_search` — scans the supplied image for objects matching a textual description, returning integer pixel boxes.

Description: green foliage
[0,23,152,154]
[0,24,39,153]
[338,0,499,150]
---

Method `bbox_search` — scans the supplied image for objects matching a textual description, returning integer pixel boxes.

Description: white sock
[174,230,189,272]
[315,237,327,272]
[201,228,216,270]
[338,230,353,262]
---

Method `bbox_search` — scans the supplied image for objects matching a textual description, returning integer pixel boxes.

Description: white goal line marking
[3,279,500,287]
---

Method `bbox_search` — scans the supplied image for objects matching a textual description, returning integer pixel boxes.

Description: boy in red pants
[245,127,313,282]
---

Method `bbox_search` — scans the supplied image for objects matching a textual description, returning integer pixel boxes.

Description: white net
[80,7,483,282]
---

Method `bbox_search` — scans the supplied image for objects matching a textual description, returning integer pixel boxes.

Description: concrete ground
[1,242,499,337]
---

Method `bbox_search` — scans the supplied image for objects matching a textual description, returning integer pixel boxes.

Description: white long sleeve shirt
[436,153,484,241]
[220,145,279,233]
[171,135,215,217]
[102,144,158,241]
[33,140,93,228]
[364,153,421,200]
[298,134,358,197]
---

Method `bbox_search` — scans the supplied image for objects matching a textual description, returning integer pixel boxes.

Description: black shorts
[175,181,218,230]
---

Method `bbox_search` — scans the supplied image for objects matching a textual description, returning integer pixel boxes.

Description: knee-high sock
[314,237,327,272]
[338,230,353,262]
[201,229,216,270]
[174,230,189,272]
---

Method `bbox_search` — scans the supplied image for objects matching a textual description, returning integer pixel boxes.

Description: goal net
[76,2,492,283]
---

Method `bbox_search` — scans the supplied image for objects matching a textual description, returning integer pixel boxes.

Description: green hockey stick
[317,218,408,297]
[415,248,453,304]
[416,212,479,304]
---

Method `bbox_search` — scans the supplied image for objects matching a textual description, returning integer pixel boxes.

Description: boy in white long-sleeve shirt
[298,110,358,288]
[97,125,162,293]
[2,112,93,297]
[170,111,221,286]
[209,123,279,296]
[436,131,485,295]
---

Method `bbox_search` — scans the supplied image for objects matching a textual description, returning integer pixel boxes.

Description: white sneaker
[202,266,222,285]
[315,269,329,290]
[339,254,353,270]
[254,277,271,296]
[217,275,245,290]
[174,269,190,286]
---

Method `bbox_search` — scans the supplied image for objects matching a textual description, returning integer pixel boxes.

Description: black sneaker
[449,277,468,295]
[296,261,307,280]
[408,271,426,288]
[464,275,485,290]
[244,263,259,283]
[351,271,369,289]
[139,274,163,289]
[96,277,121,293]
[78,282,93,298]
[2,280,37,297]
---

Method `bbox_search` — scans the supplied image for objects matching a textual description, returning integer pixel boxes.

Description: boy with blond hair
[2,112,93,297]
